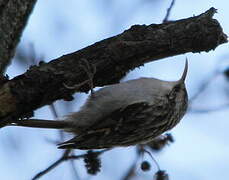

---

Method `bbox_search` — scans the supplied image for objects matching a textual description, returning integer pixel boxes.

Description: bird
[9,60,188,150]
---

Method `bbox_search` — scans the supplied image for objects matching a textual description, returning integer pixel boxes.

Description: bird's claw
[63,58,96,95]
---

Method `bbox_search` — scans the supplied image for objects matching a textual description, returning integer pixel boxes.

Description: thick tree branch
[0,7,227,124]
[0,0,37,73]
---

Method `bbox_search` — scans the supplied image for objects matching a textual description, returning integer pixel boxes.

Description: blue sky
[2,0,229,179]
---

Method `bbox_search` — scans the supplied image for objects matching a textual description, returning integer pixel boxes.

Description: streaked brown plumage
[58,60,188,149]
[10,60,188,150]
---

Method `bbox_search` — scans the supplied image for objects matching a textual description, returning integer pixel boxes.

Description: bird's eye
[173,85,180,92]
[174,87,179,92]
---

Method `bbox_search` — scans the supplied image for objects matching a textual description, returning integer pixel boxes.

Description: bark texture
[0,8,227,125]
[0,0,37,73]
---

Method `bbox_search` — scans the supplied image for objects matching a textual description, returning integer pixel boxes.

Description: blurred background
[1,0,229,179]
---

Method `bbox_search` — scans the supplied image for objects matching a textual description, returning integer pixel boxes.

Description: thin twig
[69,151,81,180]
[122,156,139,180]
[163,0,175,23]
[49,104,59,119]
[32,149,109,180]
[49,104,65,141]
[50,103,80,178]
[32,149,71,180]
[141,148,160,170]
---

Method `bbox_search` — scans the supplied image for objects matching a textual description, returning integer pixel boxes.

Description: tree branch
[0,7,227,124]
[163,0,175,23]
[0,0,37,74]
[32,149,108,180]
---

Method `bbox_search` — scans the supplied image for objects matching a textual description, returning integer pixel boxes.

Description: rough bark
[0,7,227,125]
[0,0,37,73]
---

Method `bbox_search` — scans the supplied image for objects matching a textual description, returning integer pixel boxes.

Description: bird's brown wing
[58,100,170,150]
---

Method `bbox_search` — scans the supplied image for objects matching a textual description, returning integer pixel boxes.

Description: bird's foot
[63,58,96,95]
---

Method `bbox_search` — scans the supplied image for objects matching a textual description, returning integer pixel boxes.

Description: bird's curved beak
[178,58,188,83]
